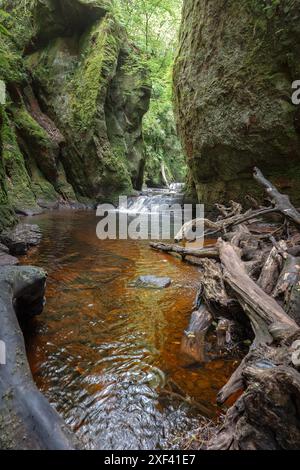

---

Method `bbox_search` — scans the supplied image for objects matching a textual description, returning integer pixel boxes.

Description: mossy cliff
[0,0,150,227]
[174,0,300,207]
[0,104,16,231]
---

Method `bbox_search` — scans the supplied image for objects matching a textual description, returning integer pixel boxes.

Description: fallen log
[0,266,80,450]
[210,242,300,449]
[257,244,284,294]
[175,206,277,242]
[218,240,298,344]
[150,168,300,450]
[181,305,213,364]
[273,255,300,326]
[210,361,300,450]
[216,357,246,405]
[149,241,219,260]
[253,167,300,229]
[151,243,251,343]
[175,168,300,243]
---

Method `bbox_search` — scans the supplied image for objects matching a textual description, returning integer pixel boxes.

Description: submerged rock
[133,275,172,289]
[0,223,42,255]
[174,0,300,207]
[0,240,19,266]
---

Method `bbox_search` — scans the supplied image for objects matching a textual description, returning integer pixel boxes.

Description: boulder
[132,275,172,289]
[0,253,19,266]
[0,223,42,255]
[174,0,300,207]
[0,241,19,266]
[0,266,80,449]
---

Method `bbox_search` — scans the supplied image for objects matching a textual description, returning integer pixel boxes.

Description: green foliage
[0,8,10,36]
[1,110,37,209]
[71,16,120,132]
[14,107,53,148]
[248,0,295,17]
[0,0,35,48]
[0,1,35,83]
[112,0,186,185]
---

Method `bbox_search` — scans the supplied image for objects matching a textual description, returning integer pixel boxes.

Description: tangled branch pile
[151,168,300,450]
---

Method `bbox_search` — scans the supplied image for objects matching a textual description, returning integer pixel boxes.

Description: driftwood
[175,168,300,243]
[174,206,277,242]
[181,305,213,364]
[151,167,300,450]
[218,240,298,343]
[273,255,300,325]
[149,241,219,260]
[253,167,300,228]
[257,244,285,294]
[216,319,234,349]
[0,266,80,450]
[209,360,300,450]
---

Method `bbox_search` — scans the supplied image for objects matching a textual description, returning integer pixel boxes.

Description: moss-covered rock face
[174,0,300,207]
[0,0,150,230]
[32,0,110,45]
[105,51,151,190]
[27,0,151,200]
[0,106,16,231]
[2,111,39,213]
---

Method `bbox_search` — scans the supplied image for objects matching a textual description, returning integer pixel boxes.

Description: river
[20,190,237,449]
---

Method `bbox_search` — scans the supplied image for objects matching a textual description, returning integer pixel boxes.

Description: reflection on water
[21,211,237,449]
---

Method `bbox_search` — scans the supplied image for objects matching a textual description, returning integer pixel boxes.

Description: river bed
[20,209,238,449]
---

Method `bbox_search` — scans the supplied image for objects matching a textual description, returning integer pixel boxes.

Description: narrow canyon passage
[20,209,237,449]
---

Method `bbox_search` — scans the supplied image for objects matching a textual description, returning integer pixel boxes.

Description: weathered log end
[180,305,213,364]
[210,363,300,450]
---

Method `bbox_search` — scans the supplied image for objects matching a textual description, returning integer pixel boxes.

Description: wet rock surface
[0,0,151,225]
[0,238,19,265]
[0,265,80,449]
[0,223,42,255]
[174,0,300,206]
[0,252,19,266]
[132,275,172,289]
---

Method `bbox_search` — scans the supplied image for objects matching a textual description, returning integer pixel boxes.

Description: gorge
[1,0,300,452]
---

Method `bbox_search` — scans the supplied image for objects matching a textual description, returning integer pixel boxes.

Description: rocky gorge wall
[0,0,151,228]
[174,0,300,207]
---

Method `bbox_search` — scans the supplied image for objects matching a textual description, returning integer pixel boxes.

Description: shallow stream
[21,193,237,449]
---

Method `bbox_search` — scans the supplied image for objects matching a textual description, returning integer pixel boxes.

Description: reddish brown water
[21,211,238,449]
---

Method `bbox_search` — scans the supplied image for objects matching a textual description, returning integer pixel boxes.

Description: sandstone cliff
[174,0,300,207]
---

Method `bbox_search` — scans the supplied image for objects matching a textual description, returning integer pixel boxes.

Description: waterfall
[117,186,184,214]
